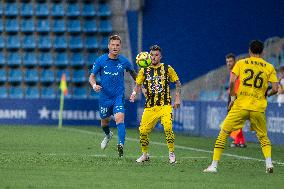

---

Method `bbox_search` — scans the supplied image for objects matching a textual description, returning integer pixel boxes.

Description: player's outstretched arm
[129,70,137,81]
[89,73,102,92]
[266,82,279,97]
[129,84,141,102]
[173,80,181,109]
[228,73,237,111]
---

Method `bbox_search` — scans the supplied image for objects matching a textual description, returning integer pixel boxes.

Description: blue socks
[117,123,126,145]
[102,125,110,135]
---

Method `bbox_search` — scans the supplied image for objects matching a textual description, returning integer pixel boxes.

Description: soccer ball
[136,52,152,68]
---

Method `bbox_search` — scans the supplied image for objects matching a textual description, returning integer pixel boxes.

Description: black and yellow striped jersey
[136,63,179,108]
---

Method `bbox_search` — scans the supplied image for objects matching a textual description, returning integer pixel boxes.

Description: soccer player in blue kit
[89,35,137,157]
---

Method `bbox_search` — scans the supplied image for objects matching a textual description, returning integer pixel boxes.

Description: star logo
[38,106,50,119]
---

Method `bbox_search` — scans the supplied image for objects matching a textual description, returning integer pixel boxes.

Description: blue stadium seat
[38,52,53,67]
[21,2,33,17]
[7,35,21,49]
[35,3,49,17]
[70,52,84,67]
[0,20,3,32]
[98,20,112,33]
[83,20,97,33]
[51,3,65,17]
[0,36,4,49]
[266,56,278,68]
[100,36,108,50]
[38,35,52,49]
[0,70,7,83]
[37,19,50,33]
[54,52,68,67]
[41,86,56,98]
[86,52,99,67]
[40,69,55,83]
[7,52,21,67]
[9,86,24,98]
[69,35,83,49]
[53,35,67,49]
[82,3,96,17]
[25,86,40,98]
[8,69,22,83]
[73,86,87,99]
[56,69,71,82]
[24,69,39,83]
[5,18,19,33]
[199,90,220,101]
[23,52,37,67]
[0,4,3,17]
[22,34,36,50]
[21,18,35,33]
[89,89,99,99]
[67,19,81,33]
[0,86,8,98]
[98,3,111,17]
[85,35,98,49]
[52,19,66,33]
[72,69,86,83]
[67,3,80,17]
[5,2,18,17]
[0,53,5,66]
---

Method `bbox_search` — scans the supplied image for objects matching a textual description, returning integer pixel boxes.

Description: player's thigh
[139,107,159,133]
[249,111,267,136]
[222,108,248,132]
[160,105,173,129]
[99,104,113,119]
[113,95,125,115]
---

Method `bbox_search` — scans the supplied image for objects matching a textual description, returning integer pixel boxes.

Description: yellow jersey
[232,57,278,112]
[136,63,179,108]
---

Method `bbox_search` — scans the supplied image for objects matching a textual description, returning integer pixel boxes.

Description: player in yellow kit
[130,45,181,164]
[204,40,278,173]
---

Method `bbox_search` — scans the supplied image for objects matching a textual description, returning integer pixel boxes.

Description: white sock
[266,157,273,167]
[211,160,218,167]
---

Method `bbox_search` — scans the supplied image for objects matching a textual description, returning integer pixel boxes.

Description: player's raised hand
[129,93,136,102]
[173,98,180,109]
[93,84,102,92]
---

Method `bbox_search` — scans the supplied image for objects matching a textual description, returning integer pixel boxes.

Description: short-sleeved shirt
[232,57,278,112]
[92,54,134,100]
[136,63,179,108]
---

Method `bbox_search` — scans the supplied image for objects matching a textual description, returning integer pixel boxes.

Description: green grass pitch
[0,125,283,189]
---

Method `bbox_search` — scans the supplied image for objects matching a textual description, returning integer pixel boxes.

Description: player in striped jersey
[130,45,181,164]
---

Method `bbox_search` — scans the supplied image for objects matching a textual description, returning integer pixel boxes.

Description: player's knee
[101,119,110,126]
[139,127,148,135]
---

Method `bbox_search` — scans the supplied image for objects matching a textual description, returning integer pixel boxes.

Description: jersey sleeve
[125,59,135,72]
[232,61,241,77]
[268,66,278,83]
[168,65,179,82]
[92,58,101,75]
[136,68,145,85]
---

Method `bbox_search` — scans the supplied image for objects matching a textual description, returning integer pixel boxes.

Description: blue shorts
[99,95,125,119]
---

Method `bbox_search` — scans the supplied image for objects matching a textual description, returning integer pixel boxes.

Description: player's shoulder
[96,54,108,62]
[236,57,247,65]
[118,54,130,63]
[163,63,175,71]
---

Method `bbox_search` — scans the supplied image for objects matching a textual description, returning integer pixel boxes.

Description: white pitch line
[0,151,207,159]
[65,127,284,165]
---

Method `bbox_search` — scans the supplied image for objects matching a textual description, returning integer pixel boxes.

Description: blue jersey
[92,54,134,99]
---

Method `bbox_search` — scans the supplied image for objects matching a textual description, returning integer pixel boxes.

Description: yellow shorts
[139,105,173,132]
[222,106,267,136]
